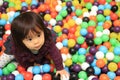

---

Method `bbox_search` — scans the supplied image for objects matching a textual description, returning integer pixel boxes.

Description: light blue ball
[14,12,20,18]
[32,66,41,74]
[21,2,28,7]
[98,22,103,26]
[62,39,68,47]
[99,46,108,54]
[0,19,7,26]
[107,71,116,79]
[98,5,104,10]
[31,0,38,6]
[42,64,50,73]
[9,17,14,23]
[80,28,88,36]
[0,68,2,76]
[114,47,120,55]
[91,59,97,67]
[106,16,110,20]
[105,4,111,9]
[78,48,87,55]
[72,16,77,20]
[93,66,101,75]
[15,74,24,80]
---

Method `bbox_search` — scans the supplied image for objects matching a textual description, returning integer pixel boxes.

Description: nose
[34,38,39,45]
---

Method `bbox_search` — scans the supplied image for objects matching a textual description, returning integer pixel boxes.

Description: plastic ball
[54,25,62,33]
[114,47,120,55]
[55,5,62,12]
[96,31,103,37]
[42,64,50,73]
[42,74,52,80]
[33,74,42,80]
[61,54,67,61]
[86,67,94,76]
[2,67,10,75]
[99,46,108,54]
[93,66,101,75]
[12,70,19,76]
[7,74,15,80]
[108,62,118,72]
[78,71,87,79]
[103,29,110,35]
[107,71,116,79]
[78,48,86,55]
[86,55,94,63]
[0,68,2,76]
[77,36,85,44]
[96,59,105,68]
[95,51,104,59]
[99,74,110,80]
[101,34,109,42]
[106,52,114,61]
[32,66,41,74]
[68,39,76,48]
[15,74,24,80]
[1,76,7,80]
[81,62,90,70]
[24,72,33,80]
[49,19,56,26]
[94,37,102,45]
[116,69,120,76]
[69,47,76,55]
[56,42,63,50]
[73,64,81,73]
[27,66,33,73]
[89,46,97,55]
[64,58,72,67]
[44,14,51,21]
[101,65,108,73]
[78,55,86,63]
[6,63,16,72]
[70,72,78,80]
[86,39,94,46]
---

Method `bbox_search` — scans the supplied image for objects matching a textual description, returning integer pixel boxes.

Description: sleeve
[49,41,64,71]
[0,53,14,68]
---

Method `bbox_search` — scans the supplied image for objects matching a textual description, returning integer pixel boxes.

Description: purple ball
[21,6,28,12]
[114,26,120,33]
[116,68,120,76]
[86,32,94,39]
[31,4,37,10]
[101,65,108,73]
[92,77,99,80]
[62,28,69,34]
[1,76,7,80]
[57,20,63,26]
[73,64,81,73]
[93,2,99,6]
[43,21,48,27]
[3,1,9,8]
[97,10,103,14]
[66,1,72,7]
[74,44,80,50]
[7,74,15,80]
[86,55,94,63]
[45,10,50,14]
[89,46,97,55]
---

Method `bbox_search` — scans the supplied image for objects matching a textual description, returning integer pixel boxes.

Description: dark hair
[11,11,51,50]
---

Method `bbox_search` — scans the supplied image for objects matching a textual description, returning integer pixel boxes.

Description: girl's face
[22,28,45,51]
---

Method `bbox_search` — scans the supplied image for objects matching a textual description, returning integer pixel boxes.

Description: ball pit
[0,0,120,80]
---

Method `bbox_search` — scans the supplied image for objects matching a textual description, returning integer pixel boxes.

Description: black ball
[111,5,118,12]
[109,26,114,32]
[67,7,72,14]
[51,73,61,80]
[39,12,45,17]
[86,67,94,76]
[69,47,76,55]
[70,72,78,80]
[83,17,90,22]
[86,39,94,46]
[69,64,74,72]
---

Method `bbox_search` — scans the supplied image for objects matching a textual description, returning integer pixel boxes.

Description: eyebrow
[26,32,41,39]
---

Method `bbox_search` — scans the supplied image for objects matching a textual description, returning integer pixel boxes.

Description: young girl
[0,12,69,79]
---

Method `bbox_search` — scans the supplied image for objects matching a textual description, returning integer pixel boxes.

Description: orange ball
[110,13,118,21]
[60,47,69,54]
[96,59,105,68]
[81,42,88,49]
[24,72,33,80]
[38,4,46,12]
[103,42,111,49]
[118,62,120,68]
[110,1,116,6]
[50,11,57,18]
[114,76,120,80]
[42,74,52,80]
[56,37,62,42]
[113,20,120,27]
[103,21,111,29]
[98,0,106,4]
[68,33,76,39]
[69,27,76,34]
[99,74,110,80]
[32,9,39,13]
[87,26,95,33]
[60,34,68,40]
[89,16,96,22]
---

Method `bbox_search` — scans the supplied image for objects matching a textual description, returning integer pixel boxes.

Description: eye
[28,38,32,41]
[37,34,40,37]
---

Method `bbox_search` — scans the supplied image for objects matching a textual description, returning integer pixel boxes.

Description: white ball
[91,6,98,11]
[57,0,62,5]
[66,53,72,58]
[89,11,97,16]
[96,31,103,37]
[27,66,33,73]
[75,18,82,25]
[33,74,42,80]
[95,51,104,59]
[49,18,57,26]
[0,0,3,6]
[5,30,11,34]
[103,29,110,35]
[115,0,120,2]
[106,52,114,61]
[81,62,90,70]
[61,54,67,62]
[78,79,84,80]
[88,75,96,80]
[55,5,62,12]
[12,70,19,76]
[7,11,15,19]
[56,42,63,50]
[83,12,90,17]
[12,61,18,67]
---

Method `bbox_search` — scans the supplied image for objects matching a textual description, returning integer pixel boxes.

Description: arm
[0,53,14,68]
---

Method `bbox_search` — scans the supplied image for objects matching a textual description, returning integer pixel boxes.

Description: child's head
[11,12,51,50]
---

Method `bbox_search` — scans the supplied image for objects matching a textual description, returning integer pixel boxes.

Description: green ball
[106,0,112,3]
[78,71,87,79]
[113,55,120,63]
[77,36,85,44]
[85,2,92,10]
[96,26,103,32]
[56,15,63,21]
[97,14,105,22]
[75,9,82,16]
[101,34,109,42]
[94,37,102,45]
[78,55,85,63]
[2,68,10,75]
[57,32,62,36]
[60,10,68,17]
[72,54,79,63]
[88,20,96,26]
[81,22,88,28]
[6,63,16,72]
[110,38,117,46]
[8,2,15,7]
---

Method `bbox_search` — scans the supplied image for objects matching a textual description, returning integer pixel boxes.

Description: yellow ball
[63,23,69,29]
[25,0,31,4]
[68,19,75,27]
[68,39,76,48]
[82,8,88,13]
[61,2,66,7]
[1,14,8,20]
[108,62,118,71]
[44,14,51,21]
[109,46,114,52]
[117,33,120,41]
[54,25,62,33]
[72,0,79,7]
[110,32,118,39]
[75,31,80,37]
[64,58,72,67]
[104,9,111,16]
[15,5,21,10]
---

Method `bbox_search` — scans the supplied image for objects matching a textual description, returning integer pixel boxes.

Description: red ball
[17,65,25,73]
[98,0,106,4]
[0,40,3,47]
[42,74,52,80]
[110,13,118,20]
[50,64,55,72]
[5,24,11,30]
[118,62,120,68]
[24,72,33,80]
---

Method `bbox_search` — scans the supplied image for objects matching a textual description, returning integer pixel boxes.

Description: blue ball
[93,66,101,75]
[91,59,97,67]
[107,71,116,79]
[105,4,111,9]
[78,48,87,55]
[114,47,120,55]
[15,74,24,80]
[14,12,20,18]
[0,68,2,76]
[99,46,108,54]
[32,66,41,74]
[98,5,104,10]
[80,28,88,36]
[31,0,38,6]
[0,19,7,26]
[62,39,68,47]
[21,2,28,7]
[42,64,50,73]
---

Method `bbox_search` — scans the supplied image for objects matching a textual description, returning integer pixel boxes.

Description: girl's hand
[56,69,70,80]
